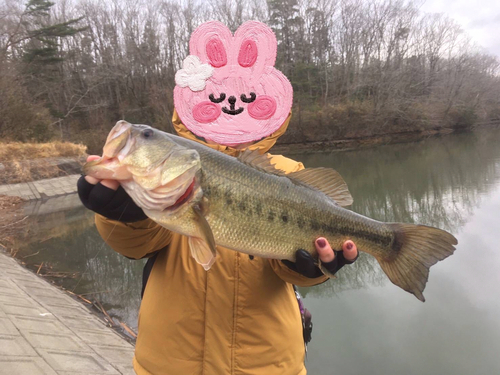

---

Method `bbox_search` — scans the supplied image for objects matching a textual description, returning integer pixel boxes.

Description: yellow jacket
[95,111,329,374]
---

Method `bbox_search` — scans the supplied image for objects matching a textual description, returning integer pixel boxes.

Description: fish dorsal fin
[288,168,353,207]
[189,204,217,270]
[237,149,287,175]
[238,149,353,207]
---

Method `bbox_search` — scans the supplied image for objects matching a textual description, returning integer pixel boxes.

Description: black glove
[77,175,147,222]
[282,249,357,278]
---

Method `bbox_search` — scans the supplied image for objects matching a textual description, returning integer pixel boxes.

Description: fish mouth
[222,107,244,115]
[83,121,134,180]
[165,179,196,210]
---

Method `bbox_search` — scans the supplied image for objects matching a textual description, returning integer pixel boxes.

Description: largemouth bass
[84,121,457,301]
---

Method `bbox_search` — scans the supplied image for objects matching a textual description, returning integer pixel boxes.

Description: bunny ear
[189,21,232,67]
[234,21,277,71]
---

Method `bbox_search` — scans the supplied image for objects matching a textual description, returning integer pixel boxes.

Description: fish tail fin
[378,223,457,302]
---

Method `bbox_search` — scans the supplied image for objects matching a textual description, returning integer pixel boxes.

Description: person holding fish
[78,20,456,375]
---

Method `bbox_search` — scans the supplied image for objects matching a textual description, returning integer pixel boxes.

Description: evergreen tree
[267,0,303,76]
[22,0,86,69]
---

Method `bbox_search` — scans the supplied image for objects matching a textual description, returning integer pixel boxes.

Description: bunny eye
[240,92,256,103]
[209,93,226,103]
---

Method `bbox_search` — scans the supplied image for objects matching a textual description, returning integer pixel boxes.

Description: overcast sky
[420,0,500,56]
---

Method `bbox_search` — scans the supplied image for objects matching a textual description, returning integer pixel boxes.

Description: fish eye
[142,129,154,139]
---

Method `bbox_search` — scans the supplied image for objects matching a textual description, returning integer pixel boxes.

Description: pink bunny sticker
[174,21,293,146]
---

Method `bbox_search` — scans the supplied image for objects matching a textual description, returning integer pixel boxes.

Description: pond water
[5,128,500,374]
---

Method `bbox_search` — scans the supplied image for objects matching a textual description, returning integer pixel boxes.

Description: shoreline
[0,245,136,373]
[273,122,500,154]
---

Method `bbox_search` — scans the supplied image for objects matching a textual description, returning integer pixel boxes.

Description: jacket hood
[172,109,291,156]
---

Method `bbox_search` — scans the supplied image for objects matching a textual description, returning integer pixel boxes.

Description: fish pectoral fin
[188,236,217,270]
[189,204,217,270]
[288,168,353,207]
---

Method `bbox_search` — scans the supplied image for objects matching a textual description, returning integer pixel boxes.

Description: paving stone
[22,285,65,298]
[0,357,57,375]
[37,349,120,374]
[6,270,39,282]
[8,315,70,334]
[3,268,34,279]
[23,331,92,352]
[42,303,90,317]
[74,329,133,348]
[27,182,41,199]
[0,279,27,296]
[0,317,20,335]
[114,365,136,375]
[90,345,134,365]
[0,294,35,308]
[12,278,47,290]
[0,334,38,356]
[58,315,109,331]
[0,255,16,264]
[1,302,50,317]
[0,251,134,374]
[37,294,81,307]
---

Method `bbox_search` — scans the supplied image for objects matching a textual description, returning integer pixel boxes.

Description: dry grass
[0,141,87,184]
[0,141,87,163]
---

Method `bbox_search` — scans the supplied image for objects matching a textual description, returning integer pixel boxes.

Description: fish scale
[84,121,458,301]
[192,144,393,260]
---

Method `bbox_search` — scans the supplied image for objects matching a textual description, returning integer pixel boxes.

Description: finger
[315,237,335,263]
[295,250,320,278]
[84,175,100,185]
[342,240,358,262]
[100,179,120,190]
[85,156,102,185]
[87,155,101,162]
[87,182,119,211]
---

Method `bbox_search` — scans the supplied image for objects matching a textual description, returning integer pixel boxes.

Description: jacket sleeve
[94,214,173,259]
[267,259,330,287]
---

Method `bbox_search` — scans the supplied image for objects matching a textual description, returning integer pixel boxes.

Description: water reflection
[4,196,144,330]
[293,128,500,299]
[3,128,500,374]
[288,128,500,375]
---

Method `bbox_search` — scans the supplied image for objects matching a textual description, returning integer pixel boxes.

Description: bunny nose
[228,96,237,105]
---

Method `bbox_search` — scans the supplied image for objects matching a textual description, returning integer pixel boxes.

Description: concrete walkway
[0,251,135,375]
[0,175,80,201]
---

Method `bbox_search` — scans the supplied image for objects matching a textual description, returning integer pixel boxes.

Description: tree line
[1,0,499,151]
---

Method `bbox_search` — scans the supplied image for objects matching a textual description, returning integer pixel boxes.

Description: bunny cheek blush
[193,102,221,123]
[174,21,293,146]
[248,96,277,120]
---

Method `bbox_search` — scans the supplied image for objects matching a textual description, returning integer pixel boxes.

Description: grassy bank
[0,141,87,184]
[0,141,86,162]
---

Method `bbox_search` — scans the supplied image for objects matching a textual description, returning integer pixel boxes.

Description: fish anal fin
[189,204,217,270]
[317,259,337,279]
[288,168,353,207]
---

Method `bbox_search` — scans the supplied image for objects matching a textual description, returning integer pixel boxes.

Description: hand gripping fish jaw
[84,121,203,214]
